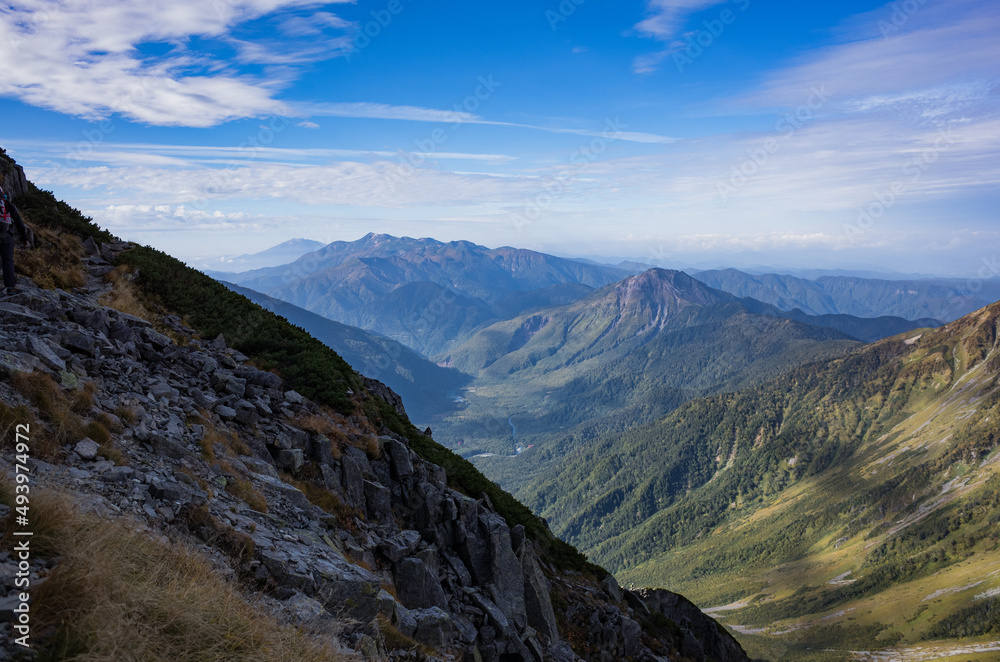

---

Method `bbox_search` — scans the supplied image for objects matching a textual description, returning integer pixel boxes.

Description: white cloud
[297,121,320,129]
[301,102,476,124]
[5,140,517,166]
[32,161,548,209]
[0,0,353,126]
[738,0,999,112]
[634,0,727,40]
[630,0,729,73]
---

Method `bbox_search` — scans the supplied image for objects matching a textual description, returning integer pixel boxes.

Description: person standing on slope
[0,184,30,295]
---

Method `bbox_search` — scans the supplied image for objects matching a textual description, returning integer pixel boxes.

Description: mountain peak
[613,268,733,309]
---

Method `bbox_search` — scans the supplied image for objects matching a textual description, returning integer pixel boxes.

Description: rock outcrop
[0,156,27,198]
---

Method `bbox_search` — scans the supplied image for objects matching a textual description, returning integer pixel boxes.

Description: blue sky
[1,0,997,276]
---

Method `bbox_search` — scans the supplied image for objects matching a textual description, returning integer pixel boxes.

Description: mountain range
[430,268,946,454]
[210,236,944,444]
[692,267,1000,323]
[212,233,631,357]
[8,137,1000,660]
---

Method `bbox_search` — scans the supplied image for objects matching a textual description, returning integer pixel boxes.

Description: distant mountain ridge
[222,233,631,356]
[204,237,325,272]
[693,267,998,322]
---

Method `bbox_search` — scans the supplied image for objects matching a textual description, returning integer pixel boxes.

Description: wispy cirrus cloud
[0,0,353,127]
[631,0,728,73]
[634,0,727,40]
[740,1,1000,114]
[32,161,546,209]
[7,140,518,168]
[297,102,676,143]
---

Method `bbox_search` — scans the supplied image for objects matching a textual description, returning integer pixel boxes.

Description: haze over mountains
[691,268,1000,323]
[213,233,631,357]
[211,235,944,442]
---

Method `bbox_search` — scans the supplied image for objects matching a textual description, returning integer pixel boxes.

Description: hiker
[0,184,30,295]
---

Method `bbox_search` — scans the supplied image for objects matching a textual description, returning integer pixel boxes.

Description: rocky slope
[0,153,748,661]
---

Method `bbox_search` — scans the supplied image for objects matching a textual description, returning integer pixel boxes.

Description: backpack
[0,198,10,226]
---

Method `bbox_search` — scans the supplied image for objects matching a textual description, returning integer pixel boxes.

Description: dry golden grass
[290,412,382,460]
[113,406,138,425]
[0,487,352,662]
[82,419,126,465]
[16,226,86,290]
[201,424,251,459]
[376,615,433,656]
[285,473,362,533]
[9,372,85,456]
[225,477,269,513]
[99,265,156,322]
[0,400,33,450]
[194,424,268,512]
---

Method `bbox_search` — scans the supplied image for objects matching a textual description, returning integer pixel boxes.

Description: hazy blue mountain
[225,282,470,425]
[692,268,999,321]
[204,238,326,274]
[222,233,631,355]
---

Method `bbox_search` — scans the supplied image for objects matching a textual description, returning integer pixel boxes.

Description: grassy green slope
[522,301,1000,659]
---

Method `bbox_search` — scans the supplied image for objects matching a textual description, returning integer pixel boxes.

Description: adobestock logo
[672,0,751,73]
[345,0,415,63]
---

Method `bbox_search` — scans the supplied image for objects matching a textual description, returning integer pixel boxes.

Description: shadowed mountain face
[225,282,471,426]
[219,233,630,356]
[693,267,999,322]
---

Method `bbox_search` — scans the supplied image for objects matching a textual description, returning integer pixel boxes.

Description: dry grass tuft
[376,615,433,656]
[285,473,362,533]
[0,400,33,450]
[225,477,269,514]
[361,435,381,460]
[71,381,98,414]
[179,503,258,569]
[193,424,267,511]
[113,405,138,425]
[95,412,124,434]
[199,424,251,462]
[100,265,156,322]
[290,412,383,460]
[293,413,343,438]
[83,420,111,445]
[0,487,351,662]
[16,226,86,290]
[10,372,84,455]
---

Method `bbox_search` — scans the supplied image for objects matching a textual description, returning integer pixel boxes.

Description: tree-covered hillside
[505,299,1000,659]
[432,269,931,457]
